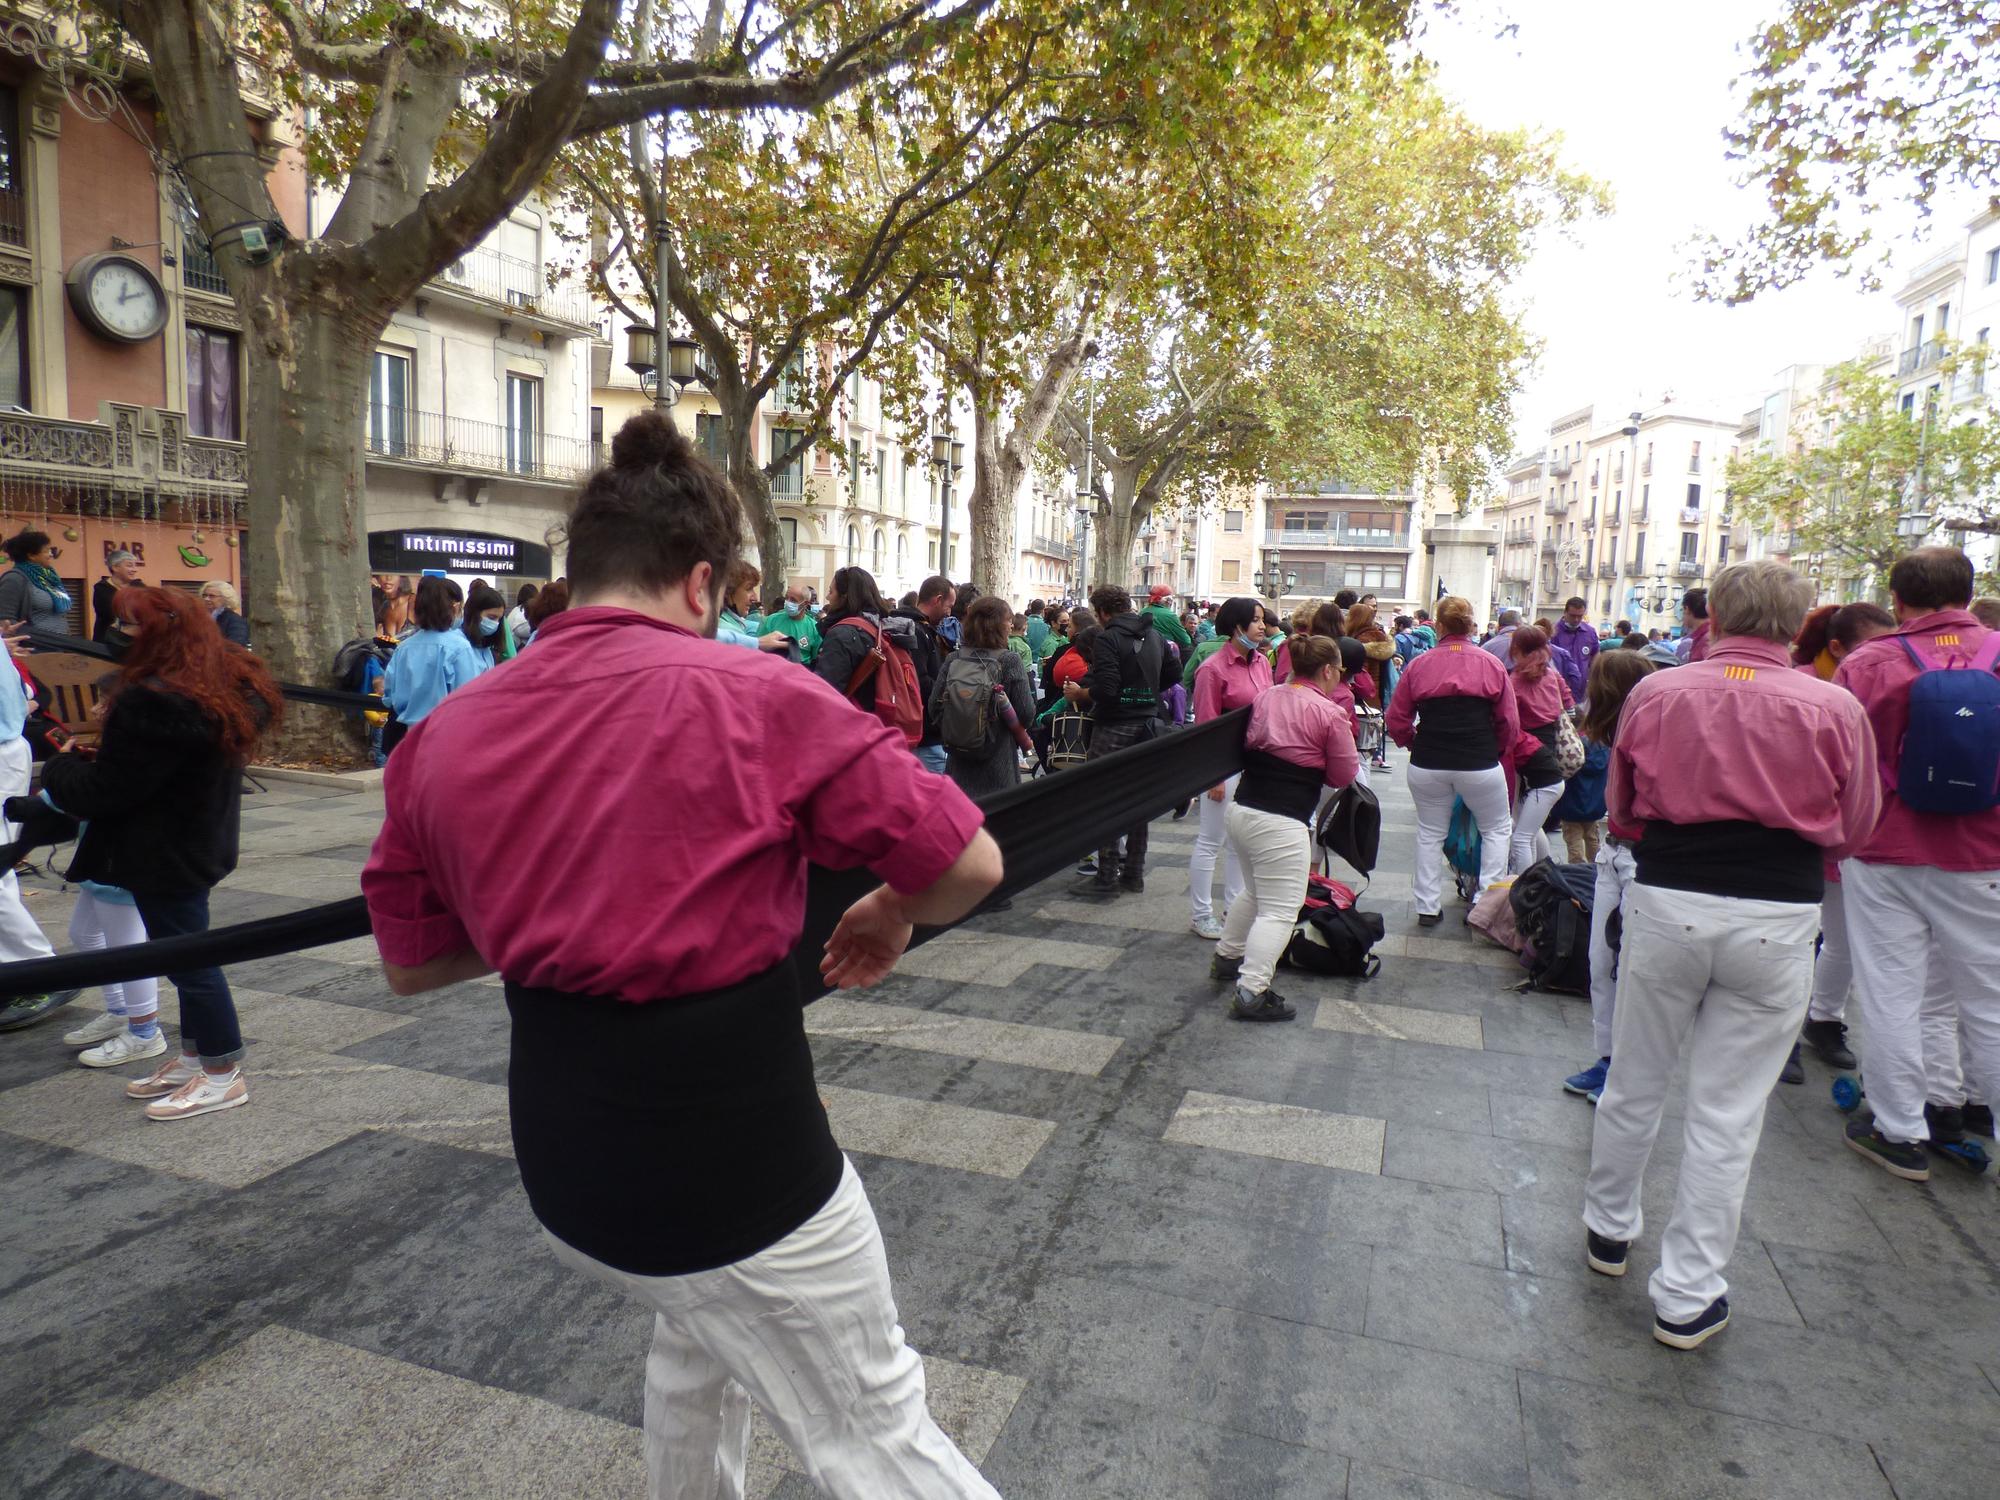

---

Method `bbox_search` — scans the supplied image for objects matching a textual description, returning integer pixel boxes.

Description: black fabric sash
[1234,748,1324,822]
[0,709,1252,999]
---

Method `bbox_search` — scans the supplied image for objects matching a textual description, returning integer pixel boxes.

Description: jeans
[545,1158,998,1500]
[134,889,243,1065]
[914,743,949,775]
[1585,883,1819,1323]
[1216,803,1312,996]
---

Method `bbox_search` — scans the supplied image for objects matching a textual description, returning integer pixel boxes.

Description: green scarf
[21,560,67,604]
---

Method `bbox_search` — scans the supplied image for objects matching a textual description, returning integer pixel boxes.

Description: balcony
[1549,457,1572,477]
[1544,496,1569,516]
[1632,501,1649,523]
[427,246,595,334]
[1676,560,1701,577]
[0,403,247,498]
[1540,540,1558,557]
[1689,455,1702,475]
[1263,527,1408,552]
[1680,507,1702,525]
[179,237,230,297]
[1898,340,1946,378]
[1027,532,1070,558]
[0,187,25,248]
[1589,470,1600,488]
[1598,560,1619,578]
[364,408,596,485]
[1581,516,1596,533]
[1602,508,1620,528]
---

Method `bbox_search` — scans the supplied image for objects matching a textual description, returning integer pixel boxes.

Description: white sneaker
[126,1054,202,1100]
[63,1011,127,1047]
[1191,916,1226,940]
[144,1070,248,1122]
[79,1028,168,1069]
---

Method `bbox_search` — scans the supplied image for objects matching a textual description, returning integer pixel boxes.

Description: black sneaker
[1172,800,1192,819]
[1068,874,1121,899]
[1844,1119,1930,1181]
[1654,1296,1730,1350]
[1924,1101,1967,1145]
[1964,1103,1996,1139]
[1229,987,1296,1022]
[1119,871,1145,894]
[0,988,82,1033]
[1800,1018,1857,1070]
[1210,953,1243,984]
[1778,1042,1805,1086]
[1416,911,1443,927]
[1585,1229,1629,1278]
[1075,855,1097,875]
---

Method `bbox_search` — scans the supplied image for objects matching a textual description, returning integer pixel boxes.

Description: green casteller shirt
[766,609,822,663]
[1036,631,1069,665]
[1182,635,1227,691]
[1143,603,1192,650]
[1008,634,1033,675]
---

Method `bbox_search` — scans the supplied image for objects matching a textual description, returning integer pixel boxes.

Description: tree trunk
[719,395,789,607]
[1090,459,1146,591]
[244,280,379,763]
[966,386,1013,597]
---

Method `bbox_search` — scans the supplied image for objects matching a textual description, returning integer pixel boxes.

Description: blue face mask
[478,616,499,637]
[784,600,804,618]
[1234,628,1256,650]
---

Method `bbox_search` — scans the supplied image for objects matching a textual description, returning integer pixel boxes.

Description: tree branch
[267,0,393,83]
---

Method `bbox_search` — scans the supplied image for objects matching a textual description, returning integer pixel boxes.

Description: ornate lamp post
[1252,545,1297,598]
[932,428,965,577]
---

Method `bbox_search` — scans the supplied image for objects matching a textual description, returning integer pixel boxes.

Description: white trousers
[1586,842,1636,1061]
[1217,802,1312,997]
[1806,877,1853,1024]
[1406,764,1512,916]
[1844,860,2000,1142]
[1188,773,1243,925]
[0,739,52,964]
[1919,966,1989,1108]
[545,1158,999,1500]
[69,891,155,1019]
[1510,781,1564,875]
[1585,883,1819,1324]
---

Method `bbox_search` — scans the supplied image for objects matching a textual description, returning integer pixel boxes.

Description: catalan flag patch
[1936,634,1961,646]
[1723,665,1757,682]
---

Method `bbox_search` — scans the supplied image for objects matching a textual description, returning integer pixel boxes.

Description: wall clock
[65,253,169,344]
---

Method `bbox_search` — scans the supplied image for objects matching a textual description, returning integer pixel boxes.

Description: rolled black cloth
[0,795,81,868]
[0,710,1251,999]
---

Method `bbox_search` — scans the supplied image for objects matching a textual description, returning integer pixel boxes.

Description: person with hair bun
[1790,600,1893,680]
[1186,596,1272,939]
[1210,631,1360,1021]
[362,409,1005,1498]
[380,575,480,756]
[1506,624,1575,873]
[1383,594,1519,923]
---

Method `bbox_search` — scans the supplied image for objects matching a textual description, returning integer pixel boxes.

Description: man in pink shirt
[1585,561,1879,1351]
[1834,546,2000,1176]
[362,413,1006,1499]
[1187,597,1273,938]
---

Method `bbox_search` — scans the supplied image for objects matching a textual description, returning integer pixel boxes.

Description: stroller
[1443,796,1483,904]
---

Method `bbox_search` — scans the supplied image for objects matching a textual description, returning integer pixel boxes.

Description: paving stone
[821,1084,1056,1177]
[1163,1089,1385,1174]
[895,929,1121,985]
[806,996,1122,1076]
[1311,995,1484,1050]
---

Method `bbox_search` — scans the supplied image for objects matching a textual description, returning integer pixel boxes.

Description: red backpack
[840,617,925,747]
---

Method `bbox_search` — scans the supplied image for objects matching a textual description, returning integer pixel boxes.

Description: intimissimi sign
[368,529,552,577]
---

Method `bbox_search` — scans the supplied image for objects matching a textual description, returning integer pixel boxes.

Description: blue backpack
[1553,740,1611,823]
[1894,633,2000,814]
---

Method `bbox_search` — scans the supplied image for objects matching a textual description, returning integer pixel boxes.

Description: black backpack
[1283,878,1386,978]
[1508,858,1595,994]
[1316,779,1382,877]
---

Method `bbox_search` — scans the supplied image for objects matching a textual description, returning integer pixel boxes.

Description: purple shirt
[1609,636,1879,859]
[362,608,986,1001]
[1550,618,1599,696]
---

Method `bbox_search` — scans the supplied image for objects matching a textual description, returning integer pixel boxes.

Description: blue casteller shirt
[384,628,481,725]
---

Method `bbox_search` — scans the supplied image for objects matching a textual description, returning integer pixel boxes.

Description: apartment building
[1261,480,1419,614]
[0,63,260,633]
[1195,489,1261,599]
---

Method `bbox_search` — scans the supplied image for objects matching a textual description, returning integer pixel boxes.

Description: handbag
[1552,710,1586,779]
[1315,778,1381,877]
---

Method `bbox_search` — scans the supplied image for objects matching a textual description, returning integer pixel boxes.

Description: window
[1631,532,1644,571]
[504,373,540,474]
[1220,558,1240,582]
[695,412,726,465]
[1717,532,1730,564]
[1979,329,1991,395]
[896,534,908,576]
[1901,391,1916,415]
[771,428,804,496]
[1910,313,1925,350]
[1937,301,1951,336]
[848,437,862,494]
[185,325,239,438]
[1688,441,1702,473]
[1686,483,1701,509]
[368,350,411,456]
[871,528,884,574]
[0,85,20,249]
[1292,561,1326,592]
[589,405,604,466]
[1986,247,2000,285]
[927,540,937,570]
[876,446,887,506]
[845,524,859,565]
[1679,531,1699,564]
[0,285,26,409]
[1223,509,1244,533]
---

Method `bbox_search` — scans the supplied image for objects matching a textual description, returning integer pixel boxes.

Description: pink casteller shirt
[1193,642,1273,721]
[1246,683,1361,789]
[1608,636,1879,858]
[1834,607,2000,871]
[361,608,986,1001]
[1383,636,1521,753]
[1511,664,1574,729]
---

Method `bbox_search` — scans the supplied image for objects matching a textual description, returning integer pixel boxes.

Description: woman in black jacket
[811,565,891,708]
[37,584,282,1120]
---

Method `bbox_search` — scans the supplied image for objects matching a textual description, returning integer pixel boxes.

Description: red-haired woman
[39,585,282,1120]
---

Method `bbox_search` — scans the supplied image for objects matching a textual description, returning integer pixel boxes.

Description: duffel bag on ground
[1507,857,1594,994]
[1283,877,1385,979]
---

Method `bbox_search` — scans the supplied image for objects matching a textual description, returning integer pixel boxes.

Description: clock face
[86,259,165,341]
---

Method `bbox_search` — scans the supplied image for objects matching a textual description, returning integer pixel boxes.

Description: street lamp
[627,327,708,408]
[932,428,965,575]
[1252,545,1297,598]
[625,324,657,391]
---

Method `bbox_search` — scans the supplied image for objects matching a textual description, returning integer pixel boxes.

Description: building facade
[1261,480,1420,616]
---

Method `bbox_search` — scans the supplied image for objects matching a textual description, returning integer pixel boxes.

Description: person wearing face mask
[200,580,251,648]
[381,575,480,756]
[1187,597,1273,939]
[462,581,513,671]
[1210,632,1360,1020]
[765,582,822,665]
[0,529,73,636]
[92,549,144,644]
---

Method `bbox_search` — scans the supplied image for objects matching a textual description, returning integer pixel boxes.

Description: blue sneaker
[1654,1296,1729,1350]
[1564,1057,1609,1100]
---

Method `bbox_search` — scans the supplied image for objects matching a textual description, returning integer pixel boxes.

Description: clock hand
[117,288,136,304]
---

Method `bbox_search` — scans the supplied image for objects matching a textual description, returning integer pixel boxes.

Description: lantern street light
[1253,545,1297,598]
[626,326,709,409]
[932,428,965,576]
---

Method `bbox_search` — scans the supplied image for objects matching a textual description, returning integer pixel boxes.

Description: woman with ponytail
[1506,624,1574,873]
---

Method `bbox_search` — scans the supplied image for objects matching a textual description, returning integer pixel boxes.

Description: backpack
[1507,858,1595,994]
[1316,778,1382,877]
[1892,633,2000,814]
[839,617,925,747]
[1443,796,1483,902]
[937,651,1005,753]
[1284,875,1385,978]
[332,635,392,694]
[1553,740,1610,823]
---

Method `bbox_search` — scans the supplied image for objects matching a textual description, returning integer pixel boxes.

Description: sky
[1420,0,1968,458]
